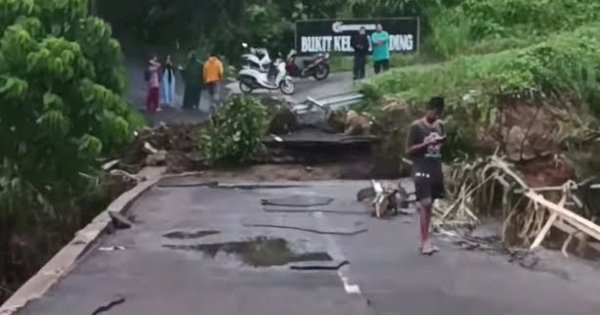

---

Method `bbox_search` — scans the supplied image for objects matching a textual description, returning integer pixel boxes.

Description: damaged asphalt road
[15,180,600,315]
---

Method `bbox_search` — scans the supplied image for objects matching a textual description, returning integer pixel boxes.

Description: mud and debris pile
[118,122,206,174]
[112,94,388,179]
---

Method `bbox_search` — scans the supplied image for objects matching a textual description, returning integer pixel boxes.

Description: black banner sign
[295,18,420,55]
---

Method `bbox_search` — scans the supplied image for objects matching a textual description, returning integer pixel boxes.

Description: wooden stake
[561,231,574,258]
[530,212,558,250]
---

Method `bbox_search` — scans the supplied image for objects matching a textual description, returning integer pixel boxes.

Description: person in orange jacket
[203,54,224,116]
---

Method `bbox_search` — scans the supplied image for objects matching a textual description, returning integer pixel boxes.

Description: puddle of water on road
[163,236,332,267]
[162,230,220,239]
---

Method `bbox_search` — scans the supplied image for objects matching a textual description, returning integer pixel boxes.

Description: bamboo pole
[525,191,600,242]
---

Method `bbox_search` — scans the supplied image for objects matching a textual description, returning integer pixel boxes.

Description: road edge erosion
[0,168,166,315]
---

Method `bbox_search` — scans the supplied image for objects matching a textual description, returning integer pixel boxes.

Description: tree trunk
[90,0,98,16]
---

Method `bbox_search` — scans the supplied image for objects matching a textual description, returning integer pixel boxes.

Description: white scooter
[238,53,295,95]
[241,43,271,72]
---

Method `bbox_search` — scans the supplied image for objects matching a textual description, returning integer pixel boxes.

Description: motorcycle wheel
[313,64,330,81]
[239,80,253,95]
[279,78,295,95]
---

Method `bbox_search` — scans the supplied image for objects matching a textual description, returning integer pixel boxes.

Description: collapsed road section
[7,176,600,315]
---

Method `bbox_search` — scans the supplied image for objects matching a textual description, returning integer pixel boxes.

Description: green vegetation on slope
[356,0,600,160]
[427,0,600,58]
[364,23,600,157]
[369,24,600,104]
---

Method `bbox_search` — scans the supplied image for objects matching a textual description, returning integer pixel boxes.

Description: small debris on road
[108,211,134,229]
[358,180,409,218]
[98,246,126,252]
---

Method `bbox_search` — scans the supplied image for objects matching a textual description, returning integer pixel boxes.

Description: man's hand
[422,135,443,146]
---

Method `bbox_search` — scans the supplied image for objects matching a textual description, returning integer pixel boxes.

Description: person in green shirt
[370,23,390,74]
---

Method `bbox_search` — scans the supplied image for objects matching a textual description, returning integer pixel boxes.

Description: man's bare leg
[419,198,431,250]
[418,198,438,254]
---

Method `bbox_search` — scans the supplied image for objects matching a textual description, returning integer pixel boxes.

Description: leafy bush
[199,96,268,165]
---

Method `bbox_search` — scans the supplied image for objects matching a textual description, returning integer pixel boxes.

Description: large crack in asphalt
[241,224,367,236]
[162,230,220,239]
[91,296,126,315]
[157,181,307,190]
[260,195,334,207]
[163,236,333,267]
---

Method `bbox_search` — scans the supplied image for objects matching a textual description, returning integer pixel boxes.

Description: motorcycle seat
[302,55,323,66]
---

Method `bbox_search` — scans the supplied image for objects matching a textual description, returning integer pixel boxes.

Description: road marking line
[339,273,361,294]
[313,211,362,295]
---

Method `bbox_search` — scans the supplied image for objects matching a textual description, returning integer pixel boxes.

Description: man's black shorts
[414,172,445,201]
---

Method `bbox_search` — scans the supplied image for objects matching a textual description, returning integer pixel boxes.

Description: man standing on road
[351,26,370,80]
[370,23,390,74]
[405,97,446,255]
[203,54,224,118]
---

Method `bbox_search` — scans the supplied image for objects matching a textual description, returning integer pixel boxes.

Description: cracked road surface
[16,179,600,315]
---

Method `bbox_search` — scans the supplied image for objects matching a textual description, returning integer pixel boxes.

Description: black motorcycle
[285,49,330,81]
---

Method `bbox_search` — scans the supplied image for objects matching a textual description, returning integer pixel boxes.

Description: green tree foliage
[0,0,139,297]
[99,0,452,62]
[0,0,137,201]
[199,96,268,166]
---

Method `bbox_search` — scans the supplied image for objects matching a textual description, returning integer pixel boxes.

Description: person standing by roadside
[161,54,176,108]
[203,54,224,118]
[405,97,446,255]
[351,26,370,80]
[145,54,161,113]
[370,23,390,74]
[180,51,203,110]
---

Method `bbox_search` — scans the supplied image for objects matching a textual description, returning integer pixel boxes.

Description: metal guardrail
[293,92,364,115]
